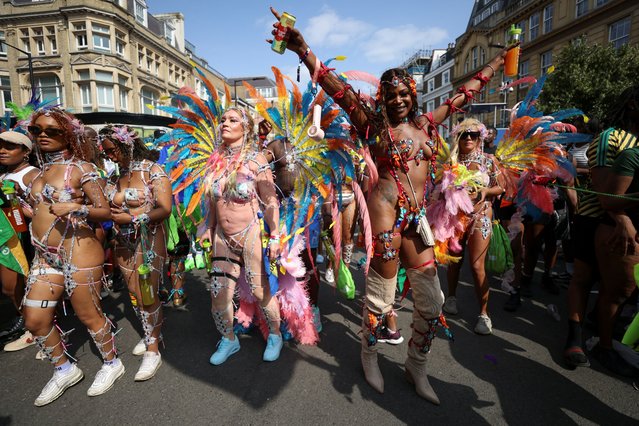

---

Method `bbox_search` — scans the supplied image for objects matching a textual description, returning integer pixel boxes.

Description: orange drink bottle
[504,24,522,78]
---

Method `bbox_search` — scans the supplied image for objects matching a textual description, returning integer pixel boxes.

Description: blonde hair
[449,118,488,164]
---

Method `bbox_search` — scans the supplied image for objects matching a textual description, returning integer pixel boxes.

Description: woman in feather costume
[201,107,284,364]
[156,67,322,365]
[435,118,505,335]
[245,65,367,334]
[269,7,507,403]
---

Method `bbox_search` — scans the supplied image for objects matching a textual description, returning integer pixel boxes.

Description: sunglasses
[460,131,481,139]
[28,126,65,137]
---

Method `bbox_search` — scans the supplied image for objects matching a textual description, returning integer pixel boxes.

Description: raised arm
[268,7,370,135]
[424,50,507,128]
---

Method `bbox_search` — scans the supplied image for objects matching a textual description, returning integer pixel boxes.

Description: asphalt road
[1,258,638,425]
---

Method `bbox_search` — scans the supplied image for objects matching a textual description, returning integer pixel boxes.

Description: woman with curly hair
[99,125,171,381]
[23,108,120,406]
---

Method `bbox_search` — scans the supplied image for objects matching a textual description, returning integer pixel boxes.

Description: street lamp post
[233,79,238,107]
[232,78,261,108]
[0,40,36,96]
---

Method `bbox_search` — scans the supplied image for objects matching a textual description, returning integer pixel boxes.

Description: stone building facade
[0,0,227,117]
[453,0,639,127]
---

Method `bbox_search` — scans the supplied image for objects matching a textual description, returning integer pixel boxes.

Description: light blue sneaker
[209,336,240,365]
[263,333,283,362]
[312,305,322,333]
[280,321,293,341]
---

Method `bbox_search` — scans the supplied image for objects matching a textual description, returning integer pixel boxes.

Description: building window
[138,46,145,68]
[141,87,158,114]
[164,22,175,46]
[92,24,111,52]
[49,37,57,54]
[78,70,90,80]
[135,0,148,26]
[79,83,91,112]
[596,0,609,6]
[95,71,113,83]
[257,87,274,98]
[609,17,631,49]
[543,4,553,34]
[36,38,45,55]
[464,54,470,74]
[72,22,87,50]
[576,0,588,18]
[472,47,478,69]
[529,12,540,41]
[35,74,63,103]
[440,94,449,105]
[518,20,526,44]
[540,50,553,74]
[115,31,126,56]
[0,32,6,57]
[21,35,30,54]
[119,89,129,111]
[519,59,530,87]
[96,84,114,112]
[118,75,129,111]
[1,76,12,111]
[427,78,435,92]
[442,70,450,85]
[480,47,486,65]
[426,100,435,113]
[76,33,88,49]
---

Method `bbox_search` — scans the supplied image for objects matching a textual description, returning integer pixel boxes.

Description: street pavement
[1,258,638,425]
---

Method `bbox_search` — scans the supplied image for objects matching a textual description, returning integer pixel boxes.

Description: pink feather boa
[233,236,319,345]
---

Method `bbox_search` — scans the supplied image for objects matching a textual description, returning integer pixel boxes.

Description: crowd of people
[0,7,638,408]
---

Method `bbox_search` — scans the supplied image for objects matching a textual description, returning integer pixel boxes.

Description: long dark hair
[605,85,639,131]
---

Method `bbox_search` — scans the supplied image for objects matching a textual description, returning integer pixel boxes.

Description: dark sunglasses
[460,131,481,139]
[28,126,65,137]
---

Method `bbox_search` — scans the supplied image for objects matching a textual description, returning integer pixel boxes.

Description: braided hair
[605,85,639,131]
[373,68,419,149]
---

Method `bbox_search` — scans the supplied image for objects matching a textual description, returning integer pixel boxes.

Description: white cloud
[305,9,373,48]
[361,25,448,64]
[256,13,277,36]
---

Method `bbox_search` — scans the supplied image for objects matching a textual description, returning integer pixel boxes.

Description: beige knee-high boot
[361,314,384,393]
[361,268,396,394]
[405,268,447,405]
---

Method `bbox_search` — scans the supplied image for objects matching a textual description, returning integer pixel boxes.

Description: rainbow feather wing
[154,66,225,221]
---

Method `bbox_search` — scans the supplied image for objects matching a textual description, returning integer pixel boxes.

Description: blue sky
[150,1,477,81]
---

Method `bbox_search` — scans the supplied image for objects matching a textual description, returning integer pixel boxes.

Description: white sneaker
[4,330,35,352]
[134,351,162,381]
[132,339,146,356]
[35,349,45,360]
[87,359,125,396]
[442,296,458,315]
[325,267,335,284]
[474,314,493,335]
[34,364,84,406]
